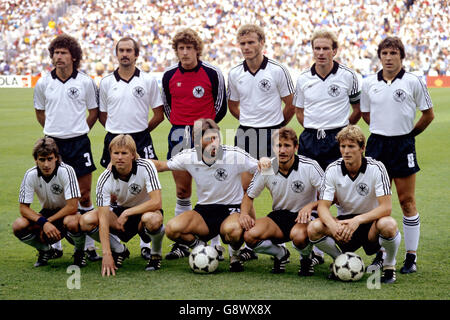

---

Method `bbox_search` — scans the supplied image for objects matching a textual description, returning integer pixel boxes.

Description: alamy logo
[327,84,341,97]
[51,184,63,195]
[356,183,369,196]
[291,180,305,193]
[67,87,80,99]
[133,86,145,98]
[214,168,228,181]
[258,79,271,92]
[393,89,406,102]
[193,86,205,98]
[129,183,142,195]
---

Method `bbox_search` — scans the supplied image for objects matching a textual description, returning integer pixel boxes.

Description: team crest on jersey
[67,87,80,99]
[258,79,271,92]
[393,89,406,102]
[129,183,142,195]
[214,168,228,181]
[327,84,341,97]
[193,86,205,98]
[51,183,63,195]
[356,183,369,196]
[291,180,305,193]
[133,86,145,98]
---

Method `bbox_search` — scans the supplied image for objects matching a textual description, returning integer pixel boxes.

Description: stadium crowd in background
[0,0,449,77]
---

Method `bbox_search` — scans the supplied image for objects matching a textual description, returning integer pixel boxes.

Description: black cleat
[327,263,338,280]
[381,268,396,284]
[50,248,63,259]
[310,251,325,266]
[214,245,225,262]
[229,256,244,272]
[85,248,102,262]
[400,253,417,274]
[238,248,258,262]
[34,249,53,267]
[145,254,162,271]
[271,248,290,274]
[165,243,190,260]
[298,257,314,276]
[73,249,87,267]
[366,250,384,273]
[141,247,152,260]
[112,246,130,268]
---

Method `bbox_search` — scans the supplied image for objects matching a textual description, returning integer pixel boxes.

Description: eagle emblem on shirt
[133,86,145,98]
[51,183,63,195]
[129,183,142,195]
[393,89,406,102]
[67,87,80,99]
[193,86,205,98]
[258,79,271,92]
[356,183,369,196]
[327,84,341,97]
[291,180,305,193]
[214,168,228,181]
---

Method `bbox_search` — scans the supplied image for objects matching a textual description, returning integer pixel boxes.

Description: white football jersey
[99,68,163,134]
[228,56,294,127]
[34,70,98,138]
[320,157,391,216]
[360,69,433,136]
[96,158,161,208]
[167,145,258,205]
[247,155,323,212]
[293,61,361,129]
[19,162,81,209]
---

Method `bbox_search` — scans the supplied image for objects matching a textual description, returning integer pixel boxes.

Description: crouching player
[80,135,164,276]
[308,125,401,283]
[13,137,87,267]
[240,127,324,275]
[151,119,259,272]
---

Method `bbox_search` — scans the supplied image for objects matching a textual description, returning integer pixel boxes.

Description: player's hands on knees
[117,211,129,232]
[42,222,61,242]
[296,205,313,224]
[239,214,255,231]
[102,253,117,277]
[338,219,359,243]
[330,221,345,242]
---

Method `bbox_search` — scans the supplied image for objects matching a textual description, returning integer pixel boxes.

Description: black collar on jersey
[37,162,60,183]
[311,60,339,81]
[243,56,269,76]
[277,155,299,178]
[340,156,367,181]
[111,160,138,182]
[197,145,224,166]
[178,60,203,74]
[51,68,78,83]
[377,68,405,83]
[113,67,140,83]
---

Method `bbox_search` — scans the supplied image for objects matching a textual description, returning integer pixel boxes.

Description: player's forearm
[46,199,79,223]
[348,103,361,125]
[19,203,41,221]
[317,200,336,229]
[228,100,240,119]
[295,108,304,127]
[124,198,162,217]
[411,108,434,136]
[98,207,113,255]
[149,159,170,172]
[86,108,99,129]
[240,194,254,217]
[358,197,392,225]
[35,110,46,127]
[361,112,370,125]
[282,103,295,126]
[98,111,107,127]
[148,106,164,131]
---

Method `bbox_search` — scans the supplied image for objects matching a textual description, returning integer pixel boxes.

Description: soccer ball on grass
[333,252,365,281]
[189,244,219,274]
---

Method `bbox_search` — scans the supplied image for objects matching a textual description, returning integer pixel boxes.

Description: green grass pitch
[0,88,448,300]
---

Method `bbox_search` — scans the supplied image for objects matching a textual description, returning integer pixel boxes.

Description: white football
[333,252,365,281]
[188,244,219,274]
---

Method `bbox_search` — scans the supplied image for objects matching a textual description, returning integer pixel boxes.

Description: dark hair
[32,137,60,162]
[172,28,204,59]
[48,34,82,70]
[377,36,405,59]
[272,127,298,147]
[115,37,140,56]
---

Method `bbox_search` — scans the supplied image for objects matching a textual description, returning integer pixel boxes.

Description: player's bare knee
[176,185,191,199]
[63,214,80,232]
[79,210,98,232]
[307,219,324,241]
[243,230,259,248]
[398,195,416,216]
[165,219,180,240]
[377,216,398,238]
[291,227,308,248]
[142,212,163,232]
[12,217,29,234]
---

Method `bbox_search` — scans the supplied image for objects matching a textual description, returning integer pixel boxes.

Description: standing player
[150,119,259,272]
[228,24,295,261]
[293,27,361,171]
[79,135,164,276]
[161,28,227,259]
[361,37,434,274]
[34,34,100,261]
[13,137,87,268]
[240,127,324,275]
[98,37,164,260]
[308,125,401,283]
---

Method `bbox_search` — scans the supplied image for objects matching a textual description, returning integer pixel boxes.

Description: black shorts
[167,125,194,160]
[110,205,163,242]
[298,127,344,171]
[267,210,297,244]
[101,129,158,168]
[366,133,419,179]
[49,134,96,177]
[336,214,381,255]
[234,124,282,160]
[193,204,240,242]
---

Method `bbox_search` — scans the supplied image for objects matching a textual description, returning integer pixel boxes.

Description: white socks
[175,197,192,216]
[379,231,401,267]
[403,213,420,253]
[253,240,285,259]
[311,236,342,259]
